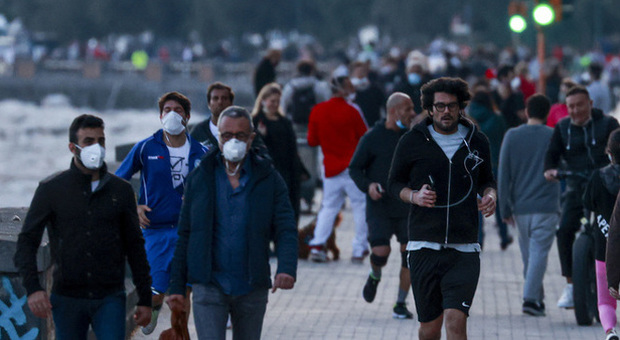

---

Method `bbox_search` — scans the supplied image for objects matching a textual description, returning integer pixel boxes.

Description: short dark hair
[566,85,590,99]
[207,82,235,103]
[589,63,604,80]
[158,91,191,116]
[526,93,551,121]
[330,76,349,94]
[218,105,254,130]
[297,60,316,76]
[497,64,514,80]
[421,77,471,111]
[608,128,620,163]
[69,114,104,143]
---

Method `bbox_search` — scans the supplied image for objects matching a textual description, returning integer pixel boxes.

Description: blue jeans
[50,291,126,340]
[192,283,268,340]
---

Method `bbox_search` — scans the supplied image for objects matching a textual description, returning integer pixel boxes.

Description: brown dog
[298,212,342,260]
[159,309,190,340]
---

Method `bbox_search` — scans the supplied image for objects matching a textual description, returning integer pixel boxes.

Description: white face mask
[347,93,356,102]
[76,144,105,170]
[222,138,247,162]
[161,111,186,135]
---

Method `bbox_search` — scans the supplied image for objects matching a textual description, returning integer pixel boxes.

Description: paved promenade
[132,200,612,339]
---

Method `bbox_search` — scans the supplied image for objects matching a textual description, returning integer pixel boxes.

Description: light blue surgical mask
[407,73,421,86]
[396,119,407,130]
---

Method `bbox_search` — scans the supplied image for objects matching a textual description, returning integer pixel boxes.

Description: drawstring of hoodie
[565,119,596,165]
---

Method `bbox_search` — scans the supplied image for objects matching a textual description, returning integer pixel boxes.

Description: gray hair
[218,105,254,130]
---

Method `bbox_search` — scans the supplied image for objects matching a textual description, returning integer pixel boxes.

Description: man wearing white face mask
[15,114,153,339]
[116,91,207,335]
[167,106,298,339]
[350,60,385,127]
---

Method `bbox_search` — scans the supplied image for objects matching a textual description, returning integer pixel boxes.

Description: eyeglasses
[433,102,460,112]
[220,132,250,142]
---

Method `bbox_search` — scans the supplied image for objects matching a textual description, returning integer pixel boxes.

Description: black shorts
[367,214,408,247]
[408,248,480,323]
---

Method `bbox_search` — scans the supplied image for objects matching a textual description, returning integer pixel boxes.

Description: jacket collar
[414,115,477,143]
[69,159,110,190]
[200,148,273,181]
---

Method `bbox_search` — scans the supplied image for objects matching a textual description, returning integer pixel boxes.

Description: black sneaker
[522,301,545,317]
[393,302,414,319]
[362,274,380,303]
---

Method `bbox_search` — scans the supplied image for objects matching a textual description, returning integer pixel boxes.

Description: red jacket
[307,97,367,177]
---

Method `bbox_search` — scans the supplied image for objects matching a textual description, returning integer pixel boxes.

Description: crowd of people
[11,42,620,340]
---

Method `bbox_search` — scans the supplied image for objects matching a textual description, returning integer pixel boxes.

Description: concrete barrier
[1,207,140,340]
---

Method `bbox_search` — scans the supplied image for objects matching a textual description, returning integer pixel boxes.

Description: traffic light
[533,2,555,26]
[508,1,528,33]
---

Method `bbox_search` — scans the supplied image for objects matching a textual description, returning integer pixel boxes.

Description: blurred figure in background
[190,82,235,150]
[546,78,577,128]
[394,50,431,115]
[587,63,612,114]
[307,76,369,263]
[252,83,308,225]
[350,60,385,127]
[468,80,511,250]
[281,59,331,134]
[254,49,281,96]
[492,64,526,129]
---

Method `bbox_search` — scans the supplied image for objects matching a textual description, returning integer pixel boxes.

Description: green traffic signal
[509,15,527,33]
[533,3,555,26]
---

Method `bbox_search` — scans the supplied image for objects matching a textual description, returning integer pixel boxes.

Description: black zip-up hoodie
[349,119,409,218]
[545,108,619,188]
[388,117,495,244]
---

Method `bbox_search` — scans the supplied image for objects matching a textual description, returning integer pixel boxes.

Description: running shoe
[607,329,619,340]
[392,302,414,319]
[310,247,327,263]
[362,274,380,303]
[522,301,546,317]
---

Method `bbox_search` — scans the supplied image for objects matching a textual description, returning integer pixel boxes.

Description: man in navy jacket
[167,106,297,339]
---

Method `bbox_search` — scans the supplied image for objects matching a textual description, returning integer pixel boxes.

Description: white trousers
[309,169,368,257]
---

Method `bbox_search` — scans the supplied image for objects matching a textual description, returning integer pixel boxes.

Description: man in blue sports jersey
[116,91,207,334]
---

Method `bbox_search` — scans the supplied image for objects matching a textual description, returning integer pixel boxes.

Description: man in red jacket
[307,76,369,262]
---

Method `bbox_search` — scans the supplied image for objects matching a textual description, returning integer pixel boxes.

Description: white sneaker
[607,328,619,340]
[557,284,574,309]
[310,248,327,263]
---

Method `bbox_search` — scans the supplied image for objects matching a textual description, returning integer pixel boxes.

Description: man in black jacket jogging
[14,114,152,340]
[388,77,496,340]
[349,92,416,319]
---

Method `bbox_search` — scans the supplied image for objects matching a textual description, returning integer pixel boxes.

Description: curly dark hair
[421,77,471,112]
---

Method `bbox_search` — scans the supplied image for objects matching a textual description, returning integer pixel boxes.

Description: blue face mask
[407,73,422,85]
[396,119,407,130]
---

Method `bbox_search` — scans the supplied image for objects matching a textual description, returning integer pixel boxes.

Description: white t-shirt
[167,138,191,190]
[427,124,470,160]
[209,120,219,141]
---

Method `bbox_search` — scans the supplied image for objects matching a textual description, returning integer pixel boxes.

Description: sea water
[0,99,208,207]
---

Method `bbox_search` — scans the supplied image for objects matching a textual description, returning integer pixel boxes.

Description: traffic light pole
[537,26,546,94]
